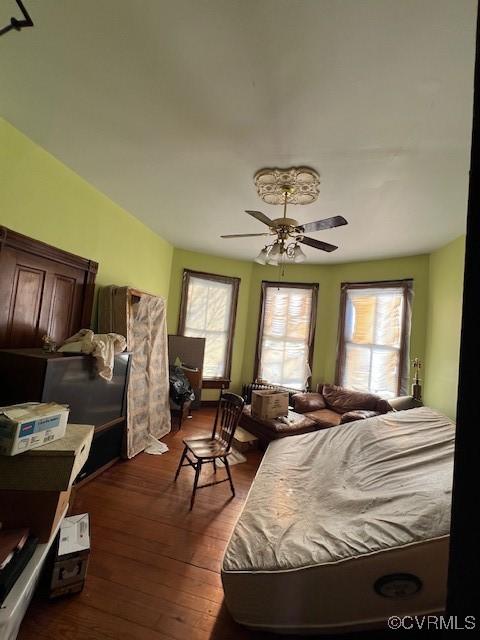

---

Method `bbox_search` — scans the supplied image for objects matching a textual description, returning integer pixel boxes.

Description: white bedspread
[223,407,455,573]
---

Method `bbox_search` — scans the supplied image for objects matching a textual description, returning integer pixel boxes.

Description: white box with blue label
[0,403,69,456]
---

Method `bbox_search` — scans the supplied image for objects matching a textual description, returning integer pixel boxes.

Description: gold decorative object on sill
[412,357,422,401]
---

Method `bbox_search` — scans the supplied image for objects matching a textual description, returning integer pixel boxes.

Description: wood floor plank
[77,482,238,540]
[18,408,262,640]
[88,546,224,607]
[90,527,223,588]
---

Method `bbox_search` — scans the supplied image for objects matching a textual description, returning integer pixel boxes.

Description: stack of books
[0,528,38,604]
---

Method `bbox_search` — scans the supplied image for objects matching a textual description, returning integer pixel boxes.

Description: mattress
[222,407,455,634]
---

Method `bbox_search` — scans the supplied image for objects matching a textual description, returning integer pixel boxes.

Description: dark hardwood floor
[18,409,389,640]
[18,408,267,640]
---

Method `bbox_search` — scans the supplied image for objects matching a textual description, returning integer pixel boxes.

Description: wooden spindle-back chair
[174,392,245,509]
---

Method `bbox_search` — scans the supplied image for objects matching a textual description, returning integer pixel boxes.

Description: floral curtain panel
[98,286,171,458]
[127,294,171,457]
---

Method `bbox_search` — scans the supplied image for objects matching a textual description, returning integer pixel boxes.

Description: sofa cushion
[292,392,326,414]
[340,409,380,424]
[322,384,388,414]
[240,406,318,440]
[387,396,422,412]
[375,397,393,413]
[304,409,342,429]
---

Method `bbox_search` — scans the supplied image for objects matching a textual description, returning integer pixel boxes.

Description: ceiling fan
[220,180,348,265]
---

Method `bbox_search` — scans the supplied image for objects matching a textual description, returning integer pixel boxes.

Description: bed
[221,407,454,634]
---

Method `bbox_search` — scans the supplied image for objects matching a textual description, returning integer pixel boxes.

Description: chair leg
[224,457,235,498]
[174,445,188,481]
[212,458,217,474]
[190,460,202,510]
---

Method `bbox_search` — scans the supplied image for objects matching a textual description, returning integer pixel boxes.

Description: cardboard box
[0,489,71,542]
[0,424,94,491]
[0,403,69,456]
[251,390,289,421]
[49,514,90,599]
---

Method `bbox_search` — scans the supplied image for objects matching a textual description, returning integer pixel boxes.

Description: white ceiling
[0,0,476,262]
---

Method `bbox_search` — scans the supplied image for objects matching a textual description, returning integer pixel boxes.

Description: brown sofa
[239,384,392,446]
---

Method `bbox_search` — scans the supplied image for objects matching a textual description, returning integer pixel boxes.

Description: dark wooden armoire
[0,227,126,481]
[0,226,97,348]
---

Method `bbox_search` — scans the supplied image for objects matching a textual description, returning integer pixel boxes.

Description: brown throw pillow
[375,398,392,414]
[322,384,385,413]
[292,392,326,414]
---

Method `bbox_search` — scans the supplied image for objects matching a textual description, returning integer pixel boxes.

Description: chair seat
[184,436,229,459]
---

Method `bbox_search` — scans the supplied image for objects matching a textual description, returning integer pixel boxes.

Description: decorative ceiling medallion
[254,167,320,205]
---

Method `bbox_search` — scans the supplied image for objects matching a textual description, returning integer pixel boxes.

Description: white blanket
[59,329,126,381]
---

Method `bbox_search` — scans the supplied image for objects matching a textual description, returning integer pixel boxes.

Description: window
[178,270,239,388]
[255,282,318,390]
[336,280,413,398]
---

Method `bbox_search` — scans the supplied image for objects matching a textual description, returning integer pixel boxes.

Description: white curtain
[341,285,411,398]
[183,275,233,378]
[258,285,314,390]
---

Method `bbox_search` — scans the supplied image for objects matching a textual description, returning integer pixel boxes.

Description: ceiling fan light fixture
[292,244,306,263]
[265,243,281,265]
[220,166,347,263]
[254,247,269,265]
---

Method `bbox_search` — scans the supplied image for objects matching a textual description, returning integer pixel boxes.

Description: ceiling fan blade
[298,215,348,233]
[245,210,275,227]
[299,236,338,252]
[220,233,270,238]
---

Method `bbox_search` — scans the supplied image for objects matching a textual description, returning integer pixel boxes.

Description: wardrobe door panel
[0,227,98,349]
[8,262,46,347]
[47,272,83,344]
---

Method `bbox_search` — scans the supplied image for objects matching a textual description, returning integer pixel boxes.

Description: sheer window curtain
[256,283,318,390]
[337,281,413,398]
[183,275,234,379]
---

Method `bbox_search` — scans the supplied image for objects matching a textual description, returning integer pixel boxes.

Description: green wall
[1,119,465,417]
[167,249,253,399]
[168,249,430,399]
[424,236,466,419]
[0,118,173,322]
[241,255,430,389]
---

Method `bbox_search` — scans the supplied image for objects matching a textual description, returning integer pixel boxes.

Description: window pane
[370,348,399,398]
[258,285,315,389]
[346,295,375,344]
[183,275,234,379]
[375,291,403,347]
[341,283,409,397]
[205,283,232,332]
[343,343,371,391]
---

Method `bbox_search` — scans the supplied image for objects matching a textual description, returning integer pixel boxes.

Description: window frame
[254,281,319,390]
[335,279,413,397]
[178,269,240,389]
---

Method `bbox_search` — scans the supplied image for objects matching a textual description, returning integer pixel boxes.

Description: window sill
[202,378,231,390]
